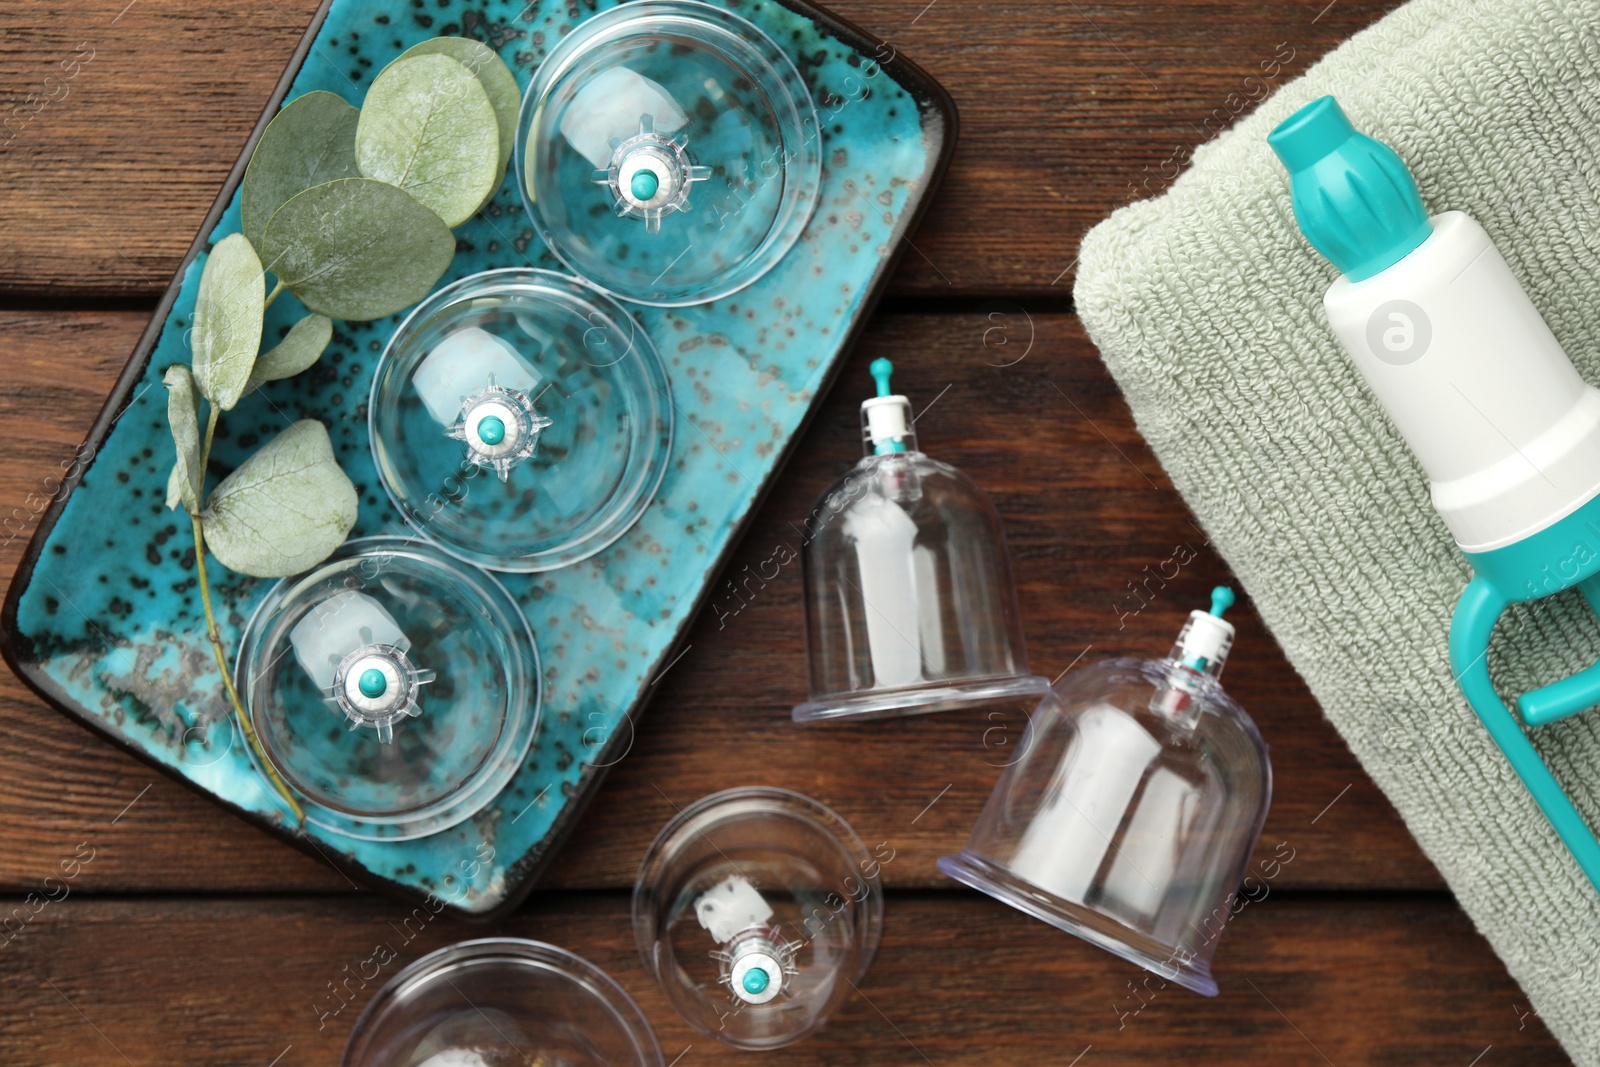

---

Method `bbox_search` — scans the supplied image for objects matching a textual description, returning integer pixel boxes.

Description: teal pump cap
[1268,96,1432,281]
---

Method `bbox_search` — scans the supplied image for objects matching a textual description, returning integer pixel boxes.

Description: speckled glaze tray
[0,0,954,920]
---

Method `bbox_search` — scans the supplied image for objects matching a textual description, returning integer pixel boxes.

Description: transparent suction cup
[235,536,541,840]
[633,788,883,1050]
[370,269,673,573]
[342,939,664,1067]
[794,360,1050,722]
[516,0,822,305]
[939,591,1272,996]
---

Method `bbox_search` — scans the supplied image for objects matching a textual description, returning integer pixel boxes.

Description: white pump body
[1322,211,1600,554]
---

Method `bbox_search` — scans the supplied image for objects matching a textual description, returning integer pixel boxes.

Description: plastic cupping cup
[235,536,540,840]
[515,0,822,306]
[342,938,663,1067]
[792,359,1050,722]
[633,788,884,1050]
[1271,96,1600,891]
[939,589,1271,996]
[370,269,673,573]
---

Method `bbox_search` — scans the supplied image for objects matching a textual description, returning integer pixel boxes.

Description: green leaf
[355,53,500,227]
[246,313,332,394]
[191,233,265,412]
[163,364,203,513]
[399,37,519,175]
[202,420,358,578]
[240,90,361,251]
[260,177,456,321]
[165,463,188,512]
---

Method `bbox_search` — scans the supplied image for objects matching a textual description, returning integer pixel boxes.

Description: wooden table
[0,0,1571,1063]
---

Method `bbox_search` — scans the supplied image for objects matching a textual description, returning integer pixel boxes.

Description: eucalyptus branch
[187,399,302,824]
[190,509,305,825]
[159,36,516,834]
[200,401,218,463]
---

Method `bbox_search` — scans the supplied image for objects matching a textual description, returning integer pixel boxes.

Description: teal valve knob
[862,357,910,454]
[630,169,660,202]
[741,967,770,995]
[1172,586,1238,679]
[869,357,894,398]
[1268,96,1432,281]
[477,415,506,446]
[358,667,388,699]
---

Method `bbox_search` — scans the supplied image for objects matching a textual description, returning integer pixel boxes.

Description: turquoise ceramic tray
[0,0,954,919]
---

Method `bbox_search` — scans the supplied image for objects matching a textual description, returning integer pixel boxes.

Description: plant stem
[190,403,303,825]
[263,279,286,310]
[201,403,218,463]
[191,512,305,825]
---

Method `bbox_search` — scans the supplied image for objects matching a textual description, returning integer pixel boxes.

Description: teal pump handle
[1450,578,1600,887]
[1446,491,1600,891]
[1515,573,1600,726]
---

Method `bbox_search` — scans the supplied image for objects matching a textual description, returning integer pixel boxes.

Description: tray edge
[0,0,961,924]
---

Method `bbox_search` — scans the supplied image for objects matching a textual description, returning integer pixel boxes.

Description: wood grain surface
[0,0,1406,300]
[0,0,1567,1062]
[0,894,1565,1064]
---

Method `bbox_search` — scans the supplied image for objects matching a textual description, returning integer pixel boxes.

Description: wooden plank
[0,0,1405,300]
[0,892,1564,1064]
[0,309,1437,894]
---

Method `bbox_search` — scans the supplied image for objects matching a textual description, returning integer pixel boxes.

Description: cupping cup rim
[339,937,665,1067]
[514,0,823,307]
[631,785,884,1049]
[234,535,542,841]
[367,267,675,573]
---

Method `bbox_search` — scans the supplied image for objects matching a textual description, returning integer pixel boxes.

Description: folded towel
[1075,0,1600,1059]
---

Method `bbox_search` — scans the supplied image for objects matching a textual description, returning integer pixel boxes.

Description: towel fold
[1075,0,1600,1059]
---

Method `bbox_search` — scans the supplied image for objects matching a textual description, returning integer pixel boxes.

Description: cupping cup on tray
[236,537,540,840]
[514,0,822,306]
[369,269,673,573]
[284,0,829,837]
[367,0,826,573]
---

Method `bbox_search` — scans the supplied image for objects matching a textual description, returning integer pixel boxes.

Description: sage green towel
[1075,0,1600,1059]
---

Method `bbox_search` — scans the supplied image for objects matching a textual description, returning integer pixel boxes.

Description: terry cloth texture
[1075,0,1600,1060]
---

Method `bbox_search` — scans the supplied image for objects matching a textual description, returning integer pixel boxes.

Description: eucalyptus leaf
[202,419,357,578]
[240,90,361,251]
[355,53,500,227]
[399,37,519,175]
[165,463,187,512]
[191,233,265,412]
[260,177,455,321]
[246,313,332,394]
[163,364,203,513]
[194,233,268,412]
